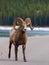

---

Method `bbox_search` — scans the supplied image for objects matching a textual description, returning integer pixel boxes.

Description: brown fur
[8,17,33,62]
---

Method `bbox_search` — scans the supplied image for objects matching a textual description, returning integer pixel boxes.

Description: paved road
[0,36,49,65]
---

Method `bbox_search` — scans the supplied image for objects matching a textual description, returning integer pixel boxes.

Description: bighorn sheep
[8,17,33,62]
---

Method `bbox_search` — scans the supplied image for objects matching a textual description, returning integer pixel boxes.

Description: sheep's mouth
[22,29,26,33]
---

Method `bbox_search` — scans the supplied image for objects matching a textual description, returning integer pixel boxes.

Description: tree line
[0,0,49,26]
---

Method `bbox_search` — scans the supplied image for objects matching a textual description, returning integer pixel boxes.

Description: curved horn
[13,17,24,30]
[25,18,33,30]
[25,18,31,25]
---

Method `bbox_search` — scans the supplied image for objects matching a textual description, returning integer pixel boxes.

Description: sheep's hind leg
[15,45,18,61]
[8,41,12,58]
[22,45,27,62]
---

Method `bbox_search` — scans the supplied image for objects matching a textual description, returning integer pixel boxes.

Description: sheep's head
[13,17,33,33]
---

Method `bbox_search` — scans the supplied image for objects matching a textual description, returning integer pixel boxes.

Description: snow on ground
[0,36,49,65]
[0,26,49,31]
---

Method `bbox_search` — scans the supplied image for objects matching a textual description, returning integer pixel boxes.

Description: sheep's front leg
[8,41,12,58]
[15,45,18,61]
[22,45,27,62]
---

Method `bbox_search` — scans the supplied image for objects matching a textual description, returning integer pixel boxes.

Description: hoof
[15,58,18,61]
[24,59,27,62]
[8,54,10,59]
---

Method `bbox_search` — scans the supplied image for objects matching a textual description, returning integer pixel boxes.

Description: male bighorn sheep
[8,17,33,62]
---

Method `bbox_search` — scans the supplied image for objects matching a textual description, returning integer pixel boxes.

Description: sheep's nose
[23,29,26,31]
[23,29,26,32]
[24,29,26,31]
[22,29,26,33]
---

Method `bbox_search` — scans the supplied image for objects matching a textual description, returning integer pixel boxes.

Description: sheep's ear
[16,22,20,25]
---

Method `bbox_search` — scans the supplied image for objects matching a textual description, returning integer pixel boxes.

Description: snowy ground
[0,26,49,31]
[0,36,49,65]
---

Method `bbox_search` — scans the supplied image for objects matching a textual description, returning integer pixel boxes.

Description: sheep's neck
[15,26,26,39]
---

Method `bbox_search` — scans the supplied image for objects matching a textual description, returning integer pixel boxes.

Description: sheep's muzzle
[21,29,26,33]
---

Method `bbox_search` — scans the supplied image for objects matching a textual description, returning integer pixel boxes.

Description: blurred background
[0,0,49,26]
